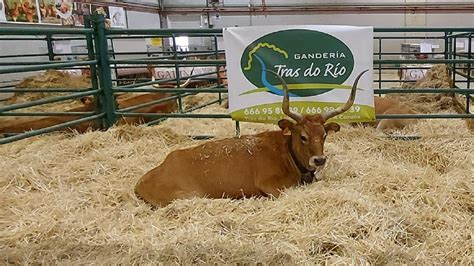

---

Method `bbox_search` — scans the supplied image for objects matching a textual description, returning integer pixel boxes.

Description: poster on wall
[72,2,90,26]
[108,6,126,28]
[91,5,109,18]
[39,0,59,24]
[224,25,374,124]
[38,0,74,25]
[56,0,74,26]
[0,0,7,22]
[4,0,39,23]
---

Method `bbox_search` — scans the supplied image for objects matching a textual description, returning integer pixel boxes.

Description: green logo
[240,29,355,97]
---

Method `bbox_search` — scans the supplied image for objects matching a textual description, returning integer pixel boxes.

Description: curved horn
[179,77,192,88]
[265,69,303,123]
[151,76,193,88]
[178,67,195,88]
[321,69,369,121]
[151,76,161,88]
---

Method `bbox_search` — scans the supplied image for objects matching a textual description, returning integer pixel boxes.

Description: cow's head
[268,69,368,171]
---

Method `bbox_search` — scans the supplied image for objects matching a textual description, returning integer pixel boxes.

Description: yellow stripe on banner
[239,83,360,96]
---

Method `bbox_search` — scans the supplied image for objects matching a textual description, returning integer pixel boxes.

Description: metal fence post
[171,33,184,113]
[468,33,472,112]
[92,14,117,129]
[84,17,104,129]
[213,35,223,104]
[46,34,55,61]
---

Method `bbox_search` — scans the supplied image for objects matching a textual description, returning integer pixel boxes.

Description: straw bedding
[12,70,91,105]
[395,64,457,113]
[1,104,472,264]
[392,64,474,131]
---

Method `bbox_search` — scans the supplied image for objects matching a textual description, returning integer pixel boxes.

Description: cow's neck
[286,136,316,184]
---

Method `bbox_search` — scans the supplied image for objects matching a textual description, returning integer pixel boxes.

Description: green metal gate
[0,16,473,144]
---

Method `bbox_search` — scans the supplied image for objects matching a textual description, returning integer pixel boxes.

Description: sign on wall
[151,66,218,80]
[224,25,375,124]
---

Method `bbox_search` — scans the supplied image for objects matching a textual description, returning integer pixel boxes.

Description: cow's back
[0,104,98,134]
[374,96,417,131]
[116,93,178,124]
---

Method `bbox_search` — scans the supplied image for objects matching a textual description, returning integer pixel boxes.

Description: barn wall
[162,0,474,6]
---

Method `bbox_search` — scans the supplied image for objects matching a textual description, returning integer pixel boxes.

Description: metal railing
[0,19,104,144]
[1,18,473,144]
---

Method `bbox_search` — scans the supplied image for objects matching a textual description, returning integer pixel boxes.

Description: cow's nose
[310,156,327,166]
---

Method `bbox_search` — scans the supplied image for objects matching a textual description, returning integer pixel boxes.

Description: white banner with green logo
[223,25,375,124]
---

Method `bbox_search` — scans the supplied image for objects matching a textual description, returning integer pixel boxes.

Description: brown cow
[134,69,369,207]
[0,77,194,135]
[0,93,175,134]
[371,96,417,132]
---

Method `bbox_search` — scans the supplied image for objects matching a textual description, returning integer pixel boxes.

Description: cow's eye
[301,135,308,143]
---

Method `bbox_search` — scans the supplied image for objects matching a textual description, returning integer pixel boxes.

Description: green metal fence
[0,17,473,144]
[0,22,104,144]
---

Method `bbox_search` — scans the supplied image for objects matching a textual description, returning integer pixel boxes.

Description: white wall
[126,10,160,29]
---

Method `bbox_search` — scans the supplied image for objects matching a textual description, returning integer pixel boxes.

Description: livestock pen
[0,18,473,264]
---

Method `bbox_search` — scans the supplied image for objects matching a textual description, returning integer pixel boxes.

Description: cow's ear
[278,119,294,136]
[324,123,340,134]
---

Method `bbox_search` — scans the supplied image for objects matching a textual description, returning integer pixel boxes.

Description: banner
[224,25,375,124]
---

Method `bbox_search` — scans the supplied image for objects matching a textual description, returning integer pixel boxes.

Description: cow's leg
[135,170,206,207]
[255,176,291,198]
[260,187,281,198]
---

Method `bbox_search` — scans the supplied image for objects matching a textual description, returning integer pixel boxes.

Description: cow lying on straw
[135,69,369,207]
[0,78,193,135]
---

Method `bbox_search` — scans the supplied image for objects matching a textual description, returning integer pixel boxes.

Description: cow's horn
[151,76,161,88]
[179,77,192,88]
[151,76,192,88]
[265,69,303,123]
[178,67,195,88]
[321,69,369,121]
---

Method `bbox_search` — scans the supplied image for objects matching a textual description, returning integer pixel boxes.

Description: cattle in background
[0,78,194,135]
[134,69,369,207]
[364,96,418,132]
[451,95,474,132]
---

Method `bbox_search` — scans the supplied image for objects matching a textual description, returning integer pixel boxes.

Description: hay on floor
[0,103,472,264]
[12,70,92,103]
[391,64,457,113]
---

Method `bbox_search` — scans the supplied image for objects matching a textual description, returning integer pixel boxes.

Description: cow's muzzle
[309,156,327,167]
